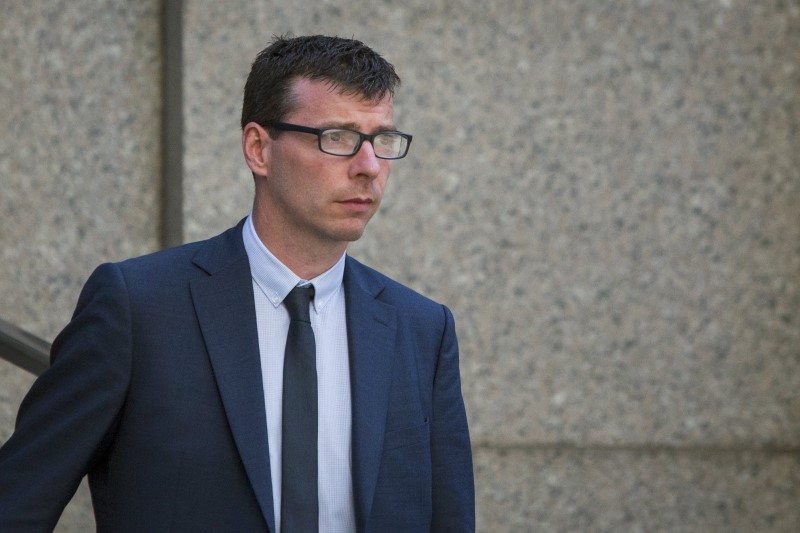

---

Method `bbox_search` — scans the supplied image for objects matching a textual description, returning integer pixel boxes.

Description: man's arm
[430,305,475,532]
[0,263,132,531]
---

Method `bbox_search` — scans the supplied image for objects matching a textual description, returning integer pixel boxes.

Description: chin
[330,218,372,243]
[333,225,368,243]
[343,230,367,242]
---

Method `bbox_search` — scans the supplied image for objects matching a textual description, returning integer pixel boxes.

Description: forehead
[286,77,394,126]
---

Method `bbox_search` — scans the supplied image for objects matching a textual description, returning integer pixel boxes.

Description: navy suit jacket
[0,221,474,532]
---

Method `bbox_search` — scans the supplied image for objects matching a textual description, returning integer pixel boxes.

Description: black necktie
[281,285,318,533]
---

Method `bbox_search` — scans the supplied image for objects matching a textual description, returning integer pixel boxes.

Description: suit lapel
[344,258,397,530]
[189,223,276,532]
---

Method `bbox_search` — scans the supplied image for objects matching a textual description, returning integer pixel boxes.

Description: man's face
[254,77,395,254]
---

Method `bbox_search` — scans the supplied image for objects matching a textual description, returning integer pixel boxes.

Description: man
[0,35,474,532]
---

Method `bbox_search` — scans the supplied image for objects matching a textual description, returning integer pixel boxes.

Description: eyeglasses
[265,121,413,159]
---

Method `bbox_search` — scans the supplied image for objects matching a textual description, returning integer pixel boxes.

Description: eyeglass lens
[320,130,408,159]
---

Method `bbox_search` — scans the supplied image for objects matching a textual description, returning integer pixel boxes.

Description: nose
[349,139,383,179]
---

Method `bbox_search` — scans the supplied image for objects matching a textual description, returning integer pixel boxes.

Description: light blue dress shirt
[243,214,355,532]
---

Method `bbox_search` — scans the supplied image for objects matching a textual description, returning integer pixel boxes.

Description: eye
[322,130,355,146]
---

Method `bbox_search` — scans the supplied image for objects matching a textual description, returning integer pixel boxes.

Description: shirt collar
[242,213,345,314]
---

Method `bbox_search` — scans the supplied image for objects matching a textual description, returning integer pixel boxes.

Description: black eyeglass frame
[264,121,413,160]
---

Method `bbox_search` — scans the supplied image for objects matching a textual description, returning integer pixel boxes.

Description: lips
[339,197,374,213]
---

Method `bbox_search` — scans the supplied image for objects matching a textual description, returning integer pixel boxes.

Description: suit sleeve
[430,305,475,532]
[0,263,132,531]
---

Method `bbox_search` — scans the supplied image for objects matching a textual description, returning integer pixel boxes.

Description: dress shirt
[243,214,355,533]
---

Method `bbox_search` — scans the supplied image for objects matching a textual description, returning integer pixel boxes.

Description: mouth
[339,197,374,213]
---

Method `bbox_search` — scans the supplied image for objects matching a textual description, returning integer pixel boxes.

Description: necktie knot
[284,285,314,323]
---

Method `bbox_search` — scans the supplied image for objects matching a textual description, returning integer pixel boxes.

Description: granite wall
[1,1,798,531]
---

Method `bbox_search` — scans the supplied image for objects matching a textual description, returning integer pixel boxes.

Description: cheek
[375,166,391,193]
[282,159,326,199]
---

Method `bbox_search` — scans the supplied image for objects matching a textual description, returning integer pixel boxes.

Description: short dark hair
[241,35,401,129]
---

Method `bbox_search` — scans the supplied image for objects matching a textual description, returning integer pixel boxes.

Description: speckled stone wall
[2,1,799,531]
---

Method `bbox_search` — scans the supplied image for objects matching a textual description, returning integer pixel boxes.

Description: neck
[250,211,347,280]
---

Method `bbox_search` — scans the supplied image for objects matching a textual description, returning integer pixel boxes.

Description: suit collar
[191,218,249,276]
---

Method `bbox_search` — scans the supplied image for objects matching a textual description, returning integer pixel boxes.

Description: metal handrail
[0,317,50,376]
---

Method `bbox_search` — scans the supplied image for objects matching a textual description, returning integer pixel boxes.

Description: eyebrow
[320,121,399,133]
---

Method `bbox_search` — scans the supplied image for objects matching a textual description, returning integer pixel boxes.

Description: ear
[242,122,272,177]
